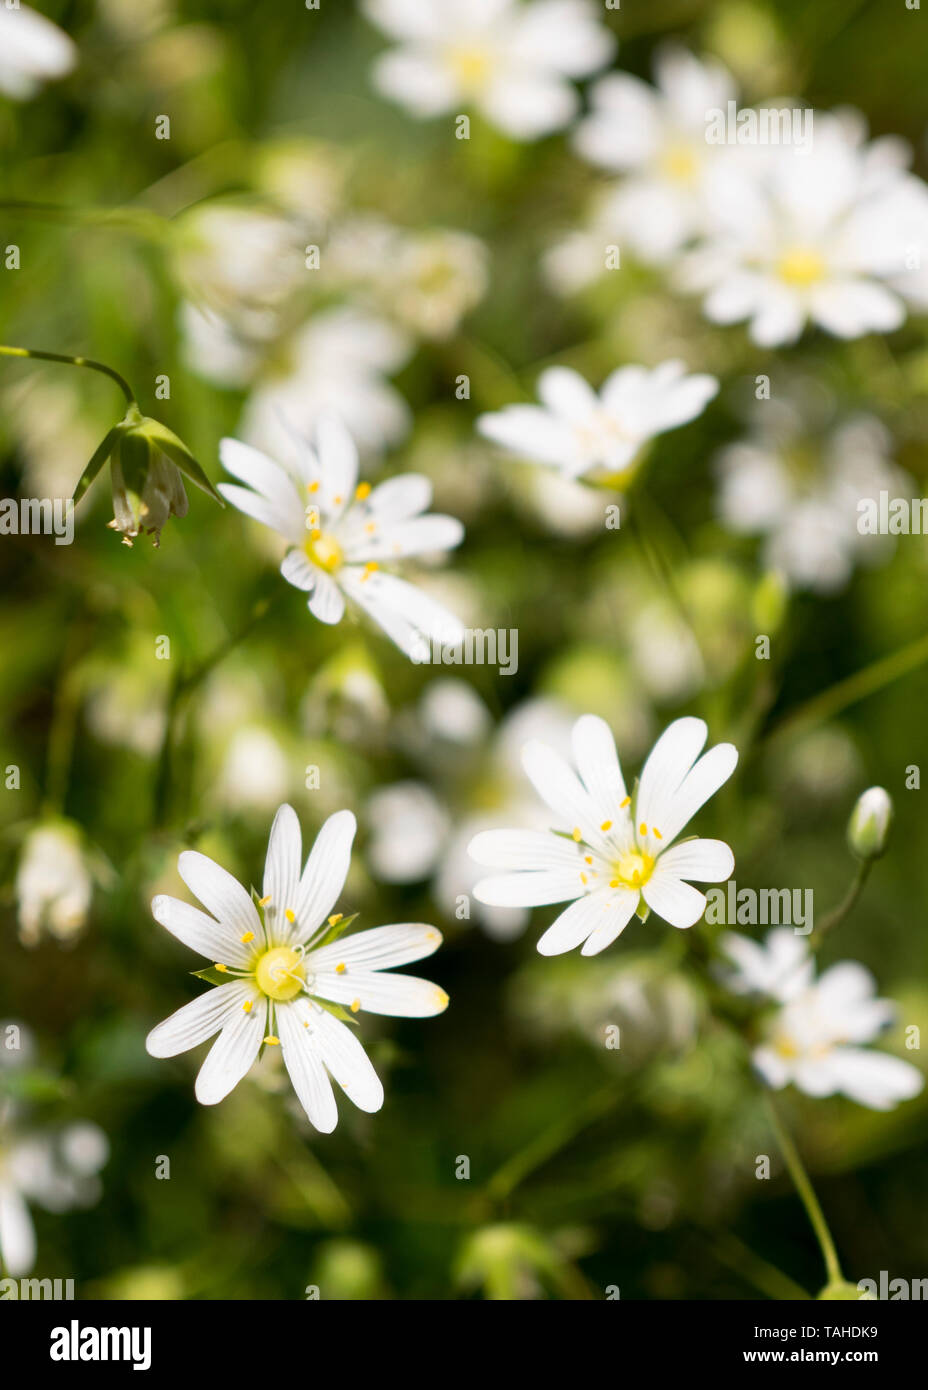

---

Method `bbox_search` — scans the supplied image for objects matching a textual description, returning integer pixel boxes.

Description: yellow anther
[328,913,343,926]
[214,963,228,972]
[609,878,620,888]
[258,894,272,907]
[310,527,322,541]
[264,1035,280,1046]
[350,998,361,1013]
[285,908,296,923]
[365,522,377,534]
[580,873,588,885]
[242,1000,253,1013]
[620,796,631,809]
[355,481,371,500]
[307,481,319,494]
[584,855,593,865]
[639,823,647,836]
[600,820,612,831]
[571,827,582,842]
[335,963,346,975]
[240,931,255,944]
[653,827,663,840]
[360,561,379,582]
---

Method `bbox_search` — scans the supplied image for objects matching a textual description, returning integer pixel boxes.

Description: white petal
[276,999,338,1132]
[309,922,443,973]
[652,838,734,883]
[536,366,599,423]
[177,851,262,942]
[146,981,257,1059]
[262,804,302,942]
[828,1047,924,1110]
[308,570,347,624]
[194,994,267,1104]
[315,414,359,516]
[473,869,583,908]
[366,473,432,521]
[344,514,464,563]
[296,999,384,1113]
[570,713,627,815]
[217,481,303,546]
[292,810,357,945]
[809,279,905,339]
[312,970,449,1018]
[0,1183,36,1276]
[280,548,317,592]
[641,873,707,928]
[219,438,304,516]
[520,738,603,839]
[467,828,581,872]
[635,717,707,841]
[579,887,641,956]
[151,894,254,968]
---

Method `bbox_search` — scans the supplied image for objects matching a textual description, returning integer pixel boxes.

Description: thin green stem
[765,1093,843,1286]
[811,860,873,950]
[485,1083,617,1205]
[0,345,136,407]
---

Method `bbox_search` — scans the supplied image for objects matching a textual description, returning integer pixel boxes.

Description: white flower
[469,714,738,955]
[219,414,465,660]
[722,932,924,1110]
[15,823,93,948]
[715,413,910,593]
[240,308,413,461]
[145,805,449,1133]
[477,361,718,485]
[678,112,924,346]
[172,203,307,314]
[0,1107,108,1276]
[363,0,615,141]
[572,46,738,263]
[0,4,76,100]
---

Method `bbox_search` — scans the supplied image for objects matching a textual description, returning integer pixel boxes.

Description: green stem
[0,344,136,407]
[485,1083,617,1205]
[765,1093,843,1286]
[811,860,873,949]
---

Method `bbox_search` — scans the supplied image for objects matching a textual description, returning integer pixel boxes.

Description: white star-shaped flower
[219,415,465,660]
[469,715,738,955]
[363,0,615,141]
[146,805,449,1133]
[477,361,718,485]
[722,930,924,1111]
[0,4,76,100]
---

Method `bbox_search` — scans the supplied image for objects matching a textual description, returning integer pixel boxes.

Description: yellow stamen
[258,894,272,907]
[285,908,296,924]
[243,1000,253,1013]
[653,827,663,840]
[307,481,319,494]
[571,827,582,842]
[240,931,255,944]
[328,913,343,926]
[304,530,343,573]
[584,855,593,865]
[214,963,228,972]
[355,481,371,500]
[639,823,647,836]
[777,247,826,288]
[350,998,361,1013]
[620,796,631,809]
[264,1036,280,1046]
[600,820,612,831]
[255,946,304,1002]
[335,963,346,975]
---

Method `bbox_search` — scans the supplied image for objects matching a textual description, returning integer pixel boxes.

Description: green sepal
[313,997,360,1028]
[141,417,225,505]
[191,966,235,986]
[308,911,359,951]
[72,423,123,506]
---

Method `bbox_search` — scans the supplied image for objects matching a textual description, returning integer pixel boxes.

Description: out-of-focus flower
[326,218,489,339]
[477,361,717,487]
[722,932,924,1110]
[366,782,450,883]
[455,1223,588,1300]
[0,4,76,100]
[0,1105,108,1276]
[678,111,927,345]
[15,822,94,947]
[715,414,910,593]
[573,46,738,264]
[847,786,893,861]
[171,202,307,316]
[219,415,465,660]
[363,0,615,142]
[214,727,293,815]
[240,308,413,460]
[470,715,738,954]
[145,804,449,1132]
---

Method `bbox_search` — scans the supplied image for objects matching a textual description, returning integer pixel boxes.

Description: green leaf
[307,911,359,951]
[71,423,122,506]
[143,418,225,504]
[191,966,235,986]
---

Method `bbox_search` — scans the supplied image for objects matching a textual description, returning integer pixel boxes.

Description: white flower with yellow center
[218,414,465,660]
[477,361,718,486]
[679,112,921,346]
[572,46,738,264]
[363,0,615,141]
[0,4,76,100]
[722,931,924,1111]
[469,715,738,955]
[146,805,449,1133]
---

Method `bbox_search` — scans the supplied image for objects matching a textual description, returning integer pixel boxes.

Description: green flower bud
[847,786,893,861]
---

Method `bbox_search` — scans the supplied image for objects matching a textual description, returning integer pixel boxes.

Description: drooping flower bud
[847,786,893,861]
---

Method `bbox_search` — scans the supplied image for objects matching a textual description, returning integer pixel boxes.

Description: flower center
[304,530,343,573]
[446,45,493,94]
[610,848,655,890]
[659,142,699,184]
[255,946,305,1001]
[777,247,826,288]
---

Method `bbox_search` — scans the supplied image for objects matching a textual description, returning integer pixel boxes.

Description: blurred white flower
[219,415,465,660]
[366,782,451,882]
[715,414,910,593]
[215,726,293,815]
[679,111,927,345]
[573,46,738,264]
[0,1106,108,1276]
[470,715,738,954]
[419,678,492,745]
[363,0,615,141]
[172,203,306,314]
[477,361,717,486]
[240,308,413,461]
[722,931,924,1110]
[0,3,76,100]
[145,804,448,1132]
[15,823,93,948]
